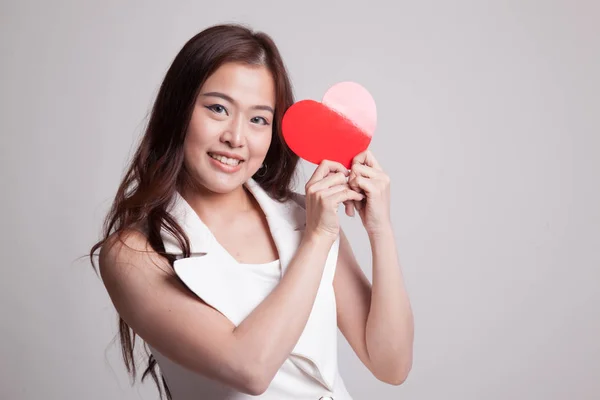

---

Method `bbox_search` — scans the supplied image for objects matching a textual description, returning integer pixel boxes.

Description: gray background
[1,0,599,399]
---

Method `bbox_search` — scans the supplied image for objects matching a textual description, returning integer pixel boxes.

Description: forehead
[200,62,276,106]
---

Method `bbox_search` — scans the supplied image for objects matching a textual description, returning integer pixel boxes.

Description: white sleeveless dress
[150,178,353,399]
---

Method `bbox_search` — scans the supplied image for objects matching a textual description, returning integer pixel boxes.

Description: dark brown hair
[89,23,298,399]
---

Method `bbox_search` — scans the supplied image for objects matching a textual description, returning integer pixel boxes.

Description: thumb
[343,200,355,217]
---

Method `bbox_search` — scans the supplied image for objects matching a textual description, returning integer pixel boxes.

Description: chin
[205,180,243,194]
[195,167,256,194]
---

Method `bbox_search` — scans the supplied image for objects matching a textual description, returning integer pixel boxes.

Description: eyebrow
[201,91,274,114]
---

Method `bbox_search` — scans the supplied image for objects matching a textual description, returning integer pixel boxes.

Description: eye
[206,104,228,115]
[251,116,269,125]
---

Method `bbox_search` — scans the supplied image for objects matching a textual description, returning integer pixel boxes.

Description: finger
[318,183,350,198]
[329,186,366,206]
[347,171,363,195]
[319,184,361,201]
[306,160,349,188]
[348,175,377,196]
[344,173,363,214]
[347,173,362,193]
[307,172,349,194]
[352,150,382,170]
[351,163,378,179]
[344,201,355,217]
[354,199,364,211]
[315,184,351,213]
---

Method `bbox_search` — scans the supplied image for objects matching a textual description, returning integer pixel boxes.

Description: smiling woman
[89,22,413,400]
[184,63,276,191]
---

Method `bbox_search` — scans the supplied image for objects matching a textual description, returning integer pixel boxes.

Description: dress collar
[161,178,305,257]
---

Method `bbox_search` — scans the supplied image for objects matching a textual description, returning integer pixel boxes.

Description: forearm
[232,232,333,383]
[365,225,414,383]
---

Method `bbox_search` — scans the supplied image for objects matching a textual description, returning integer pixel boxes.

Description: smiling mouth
[208,152,244,166]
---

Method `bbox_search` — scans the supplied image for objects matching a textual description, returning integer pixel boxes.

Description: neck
[179,179,254,225]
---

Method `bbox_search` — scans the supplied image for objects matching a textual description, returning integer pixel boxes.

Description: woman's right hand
[304,160,365,242]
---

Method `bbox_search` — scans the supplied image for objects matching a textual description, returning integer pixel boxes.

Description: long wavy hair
[89,23,299,399]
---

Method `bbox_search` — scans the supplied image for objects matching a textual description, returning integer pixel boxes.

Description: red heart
[282,82,377,169]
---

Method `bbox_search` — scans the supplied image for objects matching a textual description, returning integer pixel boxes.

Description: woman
[90,23,413,400]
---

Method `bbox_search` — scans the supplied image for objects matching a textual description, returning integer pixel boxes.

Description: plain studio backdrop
[1,1,598,399]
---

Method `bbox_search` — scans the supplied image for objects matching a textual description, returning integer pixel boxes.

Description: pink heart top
[322,81,377,137]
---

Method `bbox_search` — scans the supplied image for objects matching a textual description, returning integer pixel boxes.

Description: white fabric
[149,178,353,399]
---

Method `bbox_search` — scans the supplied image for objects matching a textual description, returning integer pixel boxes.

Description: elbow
[243,379,269,396]
[238,362,273,396]
[375,360,412,386]
[381,371,409,386]
[227,339,275,395]
[378,368,410,386]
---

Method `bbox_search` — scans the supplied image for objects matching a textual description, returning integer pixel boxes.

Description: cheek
[257,129,273,154]
[246,131,272,167]
[181,138,198,173]
[183,125,212,169]
[185,117,218,149]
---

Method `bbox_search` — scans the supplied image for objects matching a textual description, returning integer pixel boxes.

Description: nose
[220,114,245,148]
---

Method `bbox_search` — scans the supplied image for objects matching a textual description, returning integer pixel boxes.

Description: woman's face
[183,62,276,194]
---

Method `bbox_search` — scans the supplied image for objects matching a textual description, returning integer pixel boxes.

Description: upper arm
[98,229,263,395]
[333,228,376,374]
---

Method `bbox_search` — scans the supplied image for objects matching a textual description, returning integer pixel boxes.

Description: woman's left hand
[346,150,392,236]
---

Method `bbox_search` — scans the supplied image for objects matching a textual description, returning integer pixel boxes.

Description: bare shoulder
[98,228,173,286]
[97,228,176,335]
[97,228,264,394]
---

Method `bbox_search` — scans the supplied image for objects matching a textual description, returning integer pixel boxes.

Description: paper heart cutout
[282,81,377,169]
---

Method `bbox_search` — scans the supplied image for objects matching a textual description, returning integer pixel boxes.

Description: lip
[207,151,245,161]
[208,153,244,173]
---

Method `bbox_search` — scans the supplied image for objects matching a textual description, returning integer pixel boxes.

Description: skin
[334,150,414,385]
[99,62,413,396]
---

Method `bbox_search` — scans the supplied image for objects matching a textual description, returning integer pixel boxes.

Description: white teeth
[209,153,242,166]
